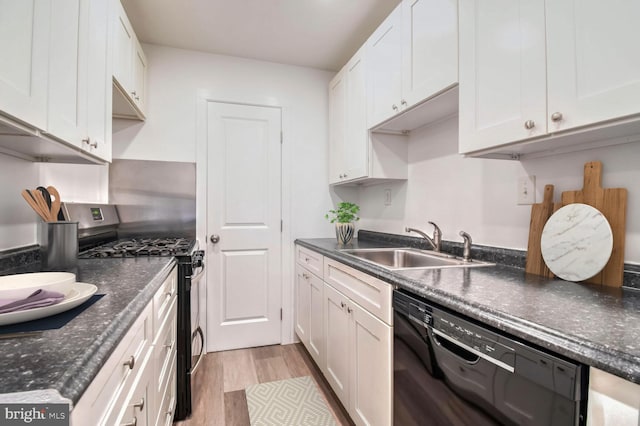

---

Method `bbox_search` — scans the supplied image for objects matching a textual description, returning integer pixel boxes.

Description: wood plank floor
[175,343,354,426]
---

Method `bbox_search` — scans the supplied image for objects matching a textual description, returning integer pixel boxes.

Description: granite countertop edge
[295,238,640,385]
[56,258,176,405]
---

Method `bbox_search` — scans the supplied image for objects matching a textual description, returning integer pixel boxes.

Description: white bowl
[0,272,76,301]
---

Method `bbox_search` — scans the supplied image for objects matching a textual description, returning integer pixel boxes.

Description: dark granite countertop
[295,237,640,385]
[0,257,175,405]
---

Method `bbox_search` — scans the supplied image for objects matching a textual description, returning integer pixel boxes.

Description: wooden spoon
[47,186,62,221]
[21,189,50,222]
[32,189,53,221]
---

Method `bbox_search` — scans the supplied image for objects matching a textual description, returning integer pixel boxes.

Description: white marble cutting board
[541,203,613,282]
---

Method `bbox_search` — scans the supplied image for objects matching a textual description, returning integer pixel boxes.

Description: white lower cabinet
[324,282,392,426]
[71,267,177,425]
[294,245,393,426]
[295,263,324,367]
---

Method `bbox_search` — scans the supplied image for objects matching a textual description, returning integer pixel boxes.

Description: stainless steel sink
[339,248,494,270]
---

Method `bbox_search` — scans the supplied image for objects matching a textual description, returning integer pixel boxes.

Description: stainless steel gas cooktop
[78,237,194,259]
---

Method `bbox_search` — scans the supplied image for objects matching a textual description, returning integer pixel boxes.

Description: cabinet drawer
[156,351,177,426]
[324,259,392,326]
[153,267,177,335]
[296,245,323,277]
[71,303,153,425]
[153,299,177,397]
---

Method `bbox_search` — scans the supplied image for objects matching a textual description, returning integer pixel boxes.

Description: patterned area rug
[245,376,337,426]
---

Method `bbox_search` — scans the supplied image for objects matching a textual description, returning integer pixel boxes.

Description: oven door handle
[190,264,205,284]
[190,326,205,375]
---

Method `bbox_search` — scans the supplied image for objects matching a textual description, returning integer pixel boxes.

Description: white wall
[113,44,352,240]
[0,154,108,251]
[358,115,640,263]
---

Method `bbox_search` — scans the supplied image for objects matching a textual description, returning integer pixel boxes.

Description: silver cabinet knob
[551,112,563,122]
[123,355,135,370]
[131,90,137,96]
[524,120,535,130]
[339,174,343,178]
[343,173,347,178]
[210,234,220,244]
[82,137,90,145]
[133,398,144,411]
[392,104,398,111]
[401,99,407,106]
[135,96,140,101]
[121,417,137,426]
[302,273,310,279]
[340,301,346,308]
[347,306,352,314]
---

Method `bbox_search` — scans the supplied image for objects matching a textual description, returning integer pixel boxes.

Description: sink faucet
[405,221,442,252]
[459,231,472,262]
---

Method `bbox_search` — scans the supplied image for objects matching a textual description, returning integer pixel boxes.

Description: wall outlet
[517,175,536,205]
[384,188,392,206]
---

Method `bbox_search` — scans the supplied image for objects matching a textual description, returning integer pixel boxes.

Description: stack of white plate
[0,272,98,326]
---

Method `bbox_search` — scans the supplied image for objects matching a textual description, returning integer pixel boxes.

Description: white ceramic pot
[335,222,355,245]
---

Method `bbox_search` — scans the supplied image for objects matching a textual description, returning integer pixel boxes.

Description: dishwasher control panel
[432,309,516,368]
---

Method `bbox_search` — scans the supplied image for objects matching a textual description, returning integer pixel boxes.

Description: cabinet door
[307,272,324,367]
[546,0,640,133]
[295,264,311,346]
[343,50,368,181]
[458,0,547,154]
[47,0,87,148]
[0,0,50,130]
[113,0,134,93]
[349,302,392,426]
[85,0,112,161]
[132,38,147,112]
[328,70,346,184]
[401,0,458,108]
[324,283,350,406]
[366,4,403,128]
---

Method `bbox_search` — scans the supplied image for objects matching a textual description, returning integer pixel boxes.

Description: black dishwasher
[393,290,588,425]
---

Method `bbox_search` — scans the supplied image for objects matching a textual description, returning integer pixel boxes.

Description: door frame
[196,92,295,353]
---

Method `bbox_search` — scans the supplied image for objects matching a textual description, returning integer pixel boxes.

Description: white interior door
[206,101,282,352]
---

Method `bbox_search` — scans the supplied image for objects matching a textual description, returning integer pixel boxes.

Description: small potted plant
[326,202,360,245]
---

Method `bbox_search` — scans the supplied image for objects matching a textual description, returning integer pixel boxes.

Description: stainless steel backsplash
[109,159,196,238]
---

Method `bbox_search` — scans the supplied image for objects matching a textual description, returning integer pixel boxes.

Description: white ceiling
[120,0,402,72]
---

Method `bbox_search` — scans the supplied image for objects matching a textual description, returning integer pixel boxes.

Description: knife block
[38,222,79,272]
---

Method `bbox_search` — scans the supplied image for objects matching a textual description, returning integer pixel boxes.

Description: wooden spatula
[21,189,50,222]
[47,186,62,221]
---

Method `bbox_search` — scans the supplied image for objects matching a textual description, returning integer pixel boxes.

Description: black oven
[175,250,205,421]
[393,290,588,426]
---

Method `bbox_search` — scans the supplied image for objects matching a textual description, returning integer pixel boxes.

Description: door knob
[524,120,535,130]
[210,235,220,244]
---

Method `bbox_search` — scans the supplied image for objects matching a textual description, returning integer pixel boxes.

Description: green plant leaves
[326,202,360,223]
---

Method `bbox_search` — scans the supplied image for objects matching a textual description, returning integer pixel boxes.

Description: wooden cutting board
[560,161,627,287]
[526,185,556,278]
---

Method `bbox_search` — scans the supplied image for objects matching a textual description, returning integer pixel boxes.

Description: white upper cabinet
[458,0,547,153]
[367,4,403,128]
[459,0,640,157]
[329,48,369,184]
[0,0,51,131]
[401,0,458,108]
[329,46,408,186]
[545,0,640,132]
[46,0,111,162]
[112,0,147,120]
[329,69,347,184]
[367,0,458,129]
[47,0,86,148]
